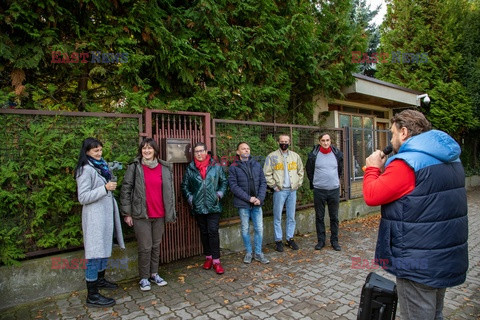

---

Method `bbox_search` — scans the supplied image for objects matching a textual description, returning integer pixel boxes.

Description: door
[144,109,211,263]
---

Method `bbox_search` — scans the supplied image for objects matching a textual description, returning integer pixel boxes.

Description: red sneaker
[203,258,213,270]
[213,262,224,275]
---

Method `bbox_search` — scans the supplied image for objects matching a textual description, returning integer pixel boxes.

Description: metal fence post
[344,126,352,200]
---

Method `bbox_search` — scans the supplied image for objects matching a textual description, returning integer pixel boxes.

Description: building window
[340,113,375,180]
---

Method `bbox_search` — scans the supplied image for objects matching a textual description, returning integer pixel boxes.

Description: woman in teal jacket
[181,142,227,274]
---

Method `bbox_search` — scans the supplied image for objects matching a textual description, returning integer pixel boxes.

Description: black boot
[97,270,118,290]
[86,280,116,308]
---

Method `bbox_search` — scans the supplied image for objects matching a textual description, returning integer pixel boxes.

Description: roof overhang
[341,73,425,109]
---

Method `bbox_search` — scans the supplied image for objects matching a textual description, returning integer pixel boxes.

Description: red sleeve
[362,160,415,206]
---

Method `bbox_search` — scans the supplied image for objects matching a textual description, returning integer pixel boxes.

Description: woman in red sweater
[120,138,177,291]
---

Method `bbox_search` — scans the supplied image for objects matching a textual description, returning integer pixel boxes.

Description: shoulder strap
[129,162,137,187]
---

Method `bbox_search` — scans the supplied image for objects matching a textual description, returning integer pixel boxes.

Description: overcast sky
[366,0,387,26]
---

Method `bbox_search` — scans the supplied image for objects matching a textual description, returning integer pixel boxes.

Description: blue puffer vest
[375,130,468,288]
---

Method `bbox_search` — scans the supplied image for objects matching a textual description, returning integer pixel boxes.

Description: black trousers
[195,213,221,259]
[313,188,340,243]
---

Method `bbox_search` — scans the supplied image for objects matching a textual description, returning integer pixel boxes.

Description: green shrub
[0,114,139,265]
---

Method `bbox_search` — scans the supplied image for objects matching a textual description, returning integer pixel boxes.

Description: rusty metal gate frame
[144,109,212,263]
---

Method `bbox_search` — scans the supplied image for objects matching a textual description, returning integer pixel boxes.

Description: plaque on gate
[165,138,191,163]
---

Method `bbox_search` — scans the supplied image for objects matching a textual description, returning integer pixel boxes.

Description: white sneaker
[139,278,151,291]
[149,274,168,286]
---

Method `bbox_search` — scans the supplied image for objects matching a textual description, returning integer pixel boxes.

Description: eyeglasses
[194,149,205,154]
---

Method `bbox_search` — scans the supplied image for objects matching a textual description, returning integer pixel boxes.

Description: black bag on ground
[357,272,398,320]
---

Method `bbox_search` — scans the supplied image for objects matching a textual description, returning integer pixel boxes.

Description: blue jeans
[85,258,108,281]
[273,189,297,241]
[397,278,446,320]
[238,207,264,255]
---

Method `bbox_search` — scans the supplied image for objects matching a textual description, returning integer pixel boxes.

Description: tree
[1,0,365,124]
[457,0,480,169]
[350,0,381,77]
[377,0,478,139]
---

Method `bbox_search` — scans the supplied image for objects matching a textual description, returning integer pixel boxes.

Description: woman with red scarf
[181,142,228,274]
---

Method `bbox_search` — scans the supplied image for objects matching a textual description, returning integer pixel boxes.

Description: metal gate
[144,109,211,263]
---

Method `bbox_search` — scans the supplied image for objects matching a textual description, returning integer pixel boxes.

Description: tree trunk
[76,63,89,111]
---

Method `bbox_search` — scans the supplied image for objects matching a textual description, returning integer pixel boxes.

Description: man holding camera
[363,110,468,319]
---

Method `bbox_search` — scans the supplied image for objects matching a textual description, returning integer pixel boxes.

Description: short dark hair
[318,132,331,140]
[137,138,160,160]
[193,142,207,151]
[391,109,431,137]
[236,142,249,150]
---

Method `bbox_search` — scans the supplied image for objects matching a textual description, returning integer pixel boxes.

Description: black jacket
[228,156,267,209]
[305,145,343,190]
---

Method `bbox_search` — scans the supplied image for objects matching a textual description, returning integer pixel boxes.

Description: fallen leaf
[185,289,192,293]
[276,299,284,304]
[151,301,157,305]
[224,299,229,304]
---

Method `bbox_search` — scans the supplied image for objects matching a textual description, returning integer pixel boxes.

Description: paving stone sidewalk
[1,189,479,320]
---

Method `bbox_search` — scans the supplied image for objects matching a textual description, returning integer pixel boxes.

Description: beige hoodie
[263,149,304,191]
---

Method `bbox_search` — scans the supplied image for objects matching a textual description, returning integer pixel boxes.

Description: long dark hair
[137,138,160,160]
[75,137,103,178]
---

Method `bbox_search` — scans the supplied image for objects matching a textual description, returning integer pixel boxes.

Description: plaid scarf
[88,156,112,181]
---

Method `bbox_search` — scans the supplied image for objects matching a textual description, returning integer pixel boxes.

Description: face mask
[279,143,289,151]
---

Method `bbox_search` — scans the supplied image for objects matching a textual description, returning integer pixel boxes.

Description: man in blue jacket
[228,142,269,264]
[363,109,468,319]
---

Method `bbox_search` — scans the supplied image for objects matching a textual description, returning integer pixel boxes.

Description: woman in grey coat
[75,138,125,308]
[120,138,177,291]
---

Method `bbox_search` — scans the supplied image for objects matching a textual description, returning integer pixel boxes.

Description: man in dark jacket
[228,142,269,264]
[306,133,343,251]
[363,110,468,319]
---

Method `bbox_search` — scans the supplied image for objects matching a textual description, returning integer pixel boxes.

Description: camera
[108,161,123,182]
[416,94,430,107]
